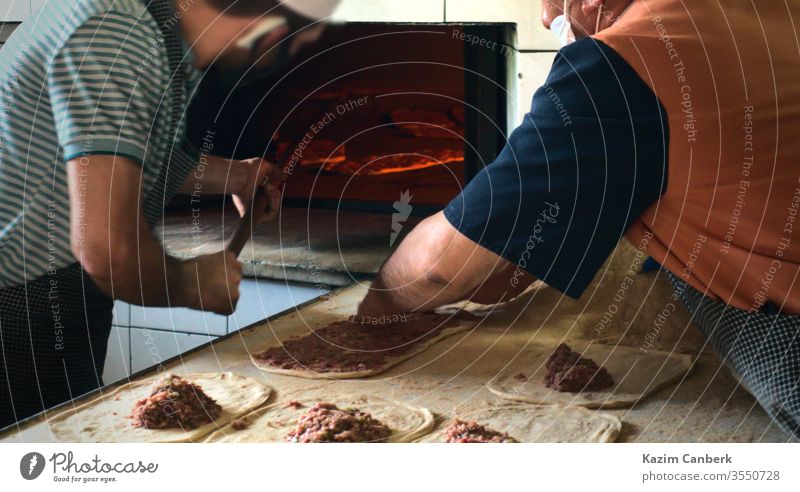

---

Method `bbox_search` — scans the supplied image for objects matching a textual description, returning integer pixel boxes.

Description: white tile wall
[0,0,49,22]
[111,300,130,327]
[517,51,557,125]
[129,303,229,336]
[1,0,28,22]
[103,327,130,384]
[129,328,213,374]
[333,0,444,23]
[29,0,45,13]
[228,279,322,332]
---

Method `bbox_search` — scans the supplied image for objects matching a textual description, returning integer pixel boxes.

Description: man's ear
[581,0,604,15]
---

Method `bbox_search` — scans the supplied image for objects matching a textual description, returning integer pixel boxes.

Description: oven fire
[187,23,510,214]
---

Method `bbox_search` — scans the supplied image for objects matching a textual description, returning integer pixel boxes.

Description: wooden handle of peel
[226,190,270,256]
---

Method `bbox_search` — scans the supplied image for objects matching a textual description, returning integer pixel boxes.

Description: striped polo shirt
[0,0,200,288]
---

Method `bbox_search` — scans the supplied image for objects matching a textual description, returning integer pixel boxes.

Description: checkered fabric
[667,272,800,440]
[0,263,113,429]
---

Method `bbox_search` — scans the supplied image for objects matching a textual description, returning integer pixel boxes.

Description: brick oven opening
[187,23,512,217]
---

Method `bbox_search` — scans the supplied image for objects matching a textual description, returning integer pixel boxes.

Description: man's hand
[175,250,243,315]
[231,157,286,220]
[177,155,286,221]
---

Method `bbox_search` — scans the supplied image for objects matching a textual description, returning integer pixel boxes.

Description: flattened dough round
[204,394,434,443]
[251,321,474,380]
[417,404,621,443]
[489,342,693,409]
[49,373,272,443]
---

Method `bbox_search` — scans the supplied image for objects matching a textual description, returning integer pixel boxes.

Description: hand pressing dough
[204,395,434,443]
[251,313,476,379]
[49,373,272,443]
[489,342,693,409]
[417,404,621,443]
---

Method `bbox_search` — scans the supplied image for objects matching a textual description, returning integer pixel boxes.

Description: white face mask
[549,0,604,46]
[550,0,575,46]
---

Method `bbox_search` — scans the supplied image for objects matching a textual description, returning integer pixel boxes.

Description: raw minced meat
[254,312,460,374]
[286,403,390,443]
[129,375,222,429]
[544,343,614,392]
[444,419,517,443]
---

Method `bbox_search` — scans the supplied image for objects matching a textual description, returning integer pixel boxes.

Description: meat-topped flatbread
[48,373,272,442]
[251,312,475,379]
[204,395,434,443]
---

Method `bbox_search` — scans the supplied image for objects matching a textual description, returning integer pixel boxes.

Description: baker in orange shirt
[360,0,800,439]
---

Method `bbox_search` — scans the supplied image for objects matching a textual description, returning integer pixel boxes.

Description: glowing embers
[324,148,464,176]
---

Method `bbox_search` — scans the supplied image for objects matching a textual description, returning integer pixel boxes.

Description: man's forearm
[68,155,193,307]
[358,212,537,316]
[361,255,464,315]
[359,213,478,315]
[177,154,248,196]
[78,208,190,307]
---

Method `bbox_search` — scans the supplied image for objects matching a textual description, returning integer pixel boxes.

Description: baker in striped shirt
[0,0,340,428]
